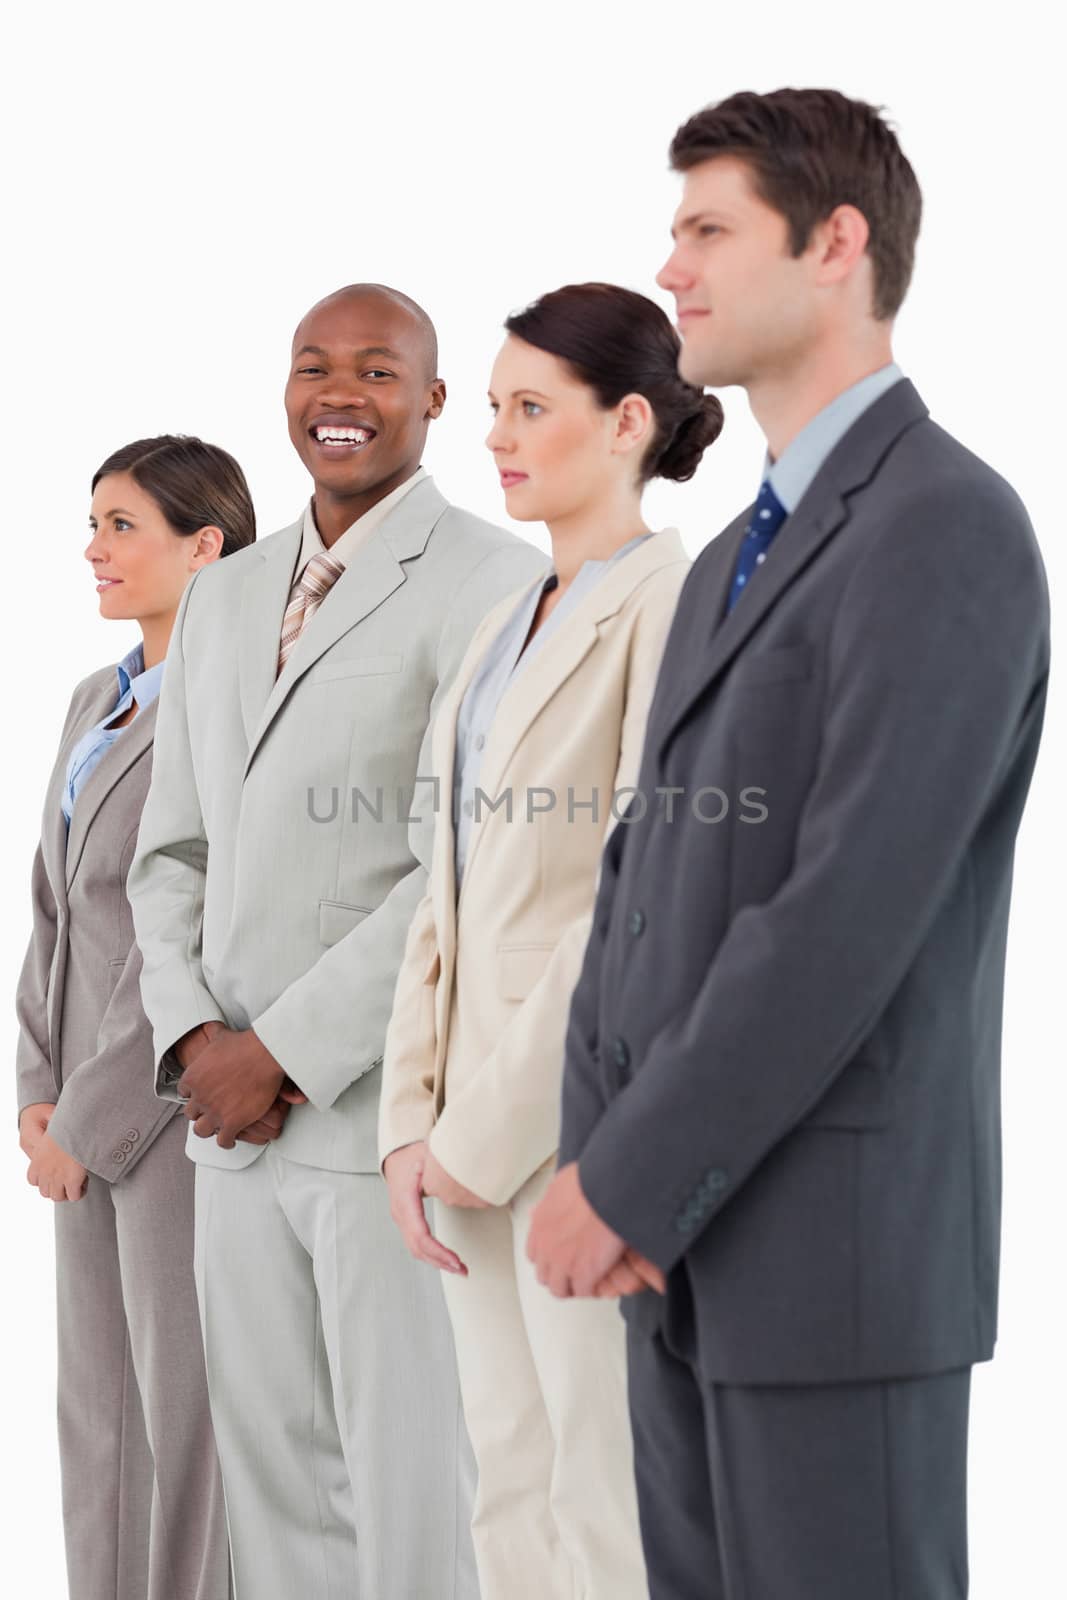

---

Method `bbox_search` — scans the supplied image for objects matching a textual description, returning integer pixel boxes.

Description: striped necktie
[277,551,345,676]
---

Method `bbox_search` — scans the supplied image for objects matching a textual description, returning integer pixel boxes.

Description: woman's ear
[613,392,655,461]
[190,524,225,569]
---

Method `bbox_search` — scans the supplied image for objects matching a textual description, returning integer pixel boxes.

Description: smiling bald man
[128,283,549,1598]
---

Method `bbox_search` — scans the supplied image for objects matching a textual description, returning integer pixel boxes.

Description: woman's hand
[18,1102,56,1161]
[27,1129,88,1202]
[421,1147,491,1209]
[383,1141,468,1274]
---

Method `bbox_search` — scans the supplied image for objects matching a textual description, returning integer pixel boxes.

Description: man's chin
[678,342,723,392]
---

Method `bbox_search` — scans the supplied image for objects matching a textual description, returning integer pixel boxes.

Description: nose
[316,376,370,411]
[485,413,512,454]
[656,244,690,293]
[85,527,107,564]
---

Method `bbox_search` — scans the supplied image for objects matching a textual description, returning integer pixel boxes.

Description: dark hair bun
[654,391,725,483]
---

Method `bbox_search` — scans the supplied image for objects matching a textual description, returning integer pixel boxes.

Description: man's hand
[177,1027,285,1149]
[235,1078,310,1144]
[19,1102,56,1161]
[421,1147,491,1209]
[27,1129,88,1202]
[526,1160,629,1298]
[593,1247,667,1298]
[383,1142,468,1275]
[174,1019,225,1071]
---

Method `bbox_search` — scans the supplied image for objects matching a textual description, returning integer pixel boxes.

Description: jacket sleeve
[15,840,63,1119]
[253,544,545,1111]
[575,483,1051,1272]
[126,572,227,1098]
[376,887,441,1164]
[376,597,516,1168]
[427,564,688,1204]
[15,685,90,1121]
[44,941,178,1180]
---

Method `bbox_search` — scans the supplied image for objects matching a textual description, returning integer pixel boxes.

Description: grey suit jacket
[15,674,178,1180]
[560,379,1051,1384]
[127,474,549,1173]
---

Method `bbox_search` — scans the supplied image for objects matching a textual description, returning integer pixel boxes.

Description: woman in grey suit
[15,435,256,1600]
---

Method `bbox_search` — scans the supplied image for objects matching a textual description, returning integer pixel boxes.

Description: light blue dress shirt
[61,643,164,827]
[764,362,904,513]
[453,530,656,891]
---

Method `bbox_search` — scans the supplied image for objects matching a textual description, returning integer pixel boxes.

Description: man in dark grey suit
[528,88,1050,1598]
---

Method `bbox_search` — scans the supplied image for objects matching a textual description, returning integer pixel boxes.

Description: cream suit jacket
[126,476,549,1172]
[378,526,690,1204]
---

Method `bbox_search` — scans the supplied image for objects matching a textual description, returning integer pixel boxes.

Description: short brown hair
[670,88,922,320]
[92,435,256,557]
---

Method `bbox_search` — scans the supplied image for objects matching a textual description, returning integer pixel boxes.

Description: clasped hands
[384,1143,665,1301]
[20,1102,88,1202]
[175,1021,307,1147]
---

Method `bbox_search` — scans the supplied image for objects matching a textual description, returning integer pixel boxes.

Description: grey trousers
[53,1113,231,1600]
[193,1147,479,1600]
[627,1324,971,1600]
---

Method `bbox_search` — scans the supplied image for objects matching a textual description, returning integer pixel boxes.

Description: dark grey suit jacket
[15,669,178,1179]
[560,379,1050,1385]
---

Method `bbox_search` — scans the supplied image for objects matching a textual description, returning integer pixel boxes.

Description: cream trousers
[435,1157,648,1600]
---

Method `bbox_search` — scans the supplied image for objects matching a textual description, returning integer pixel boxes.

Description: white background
[2,1,1062,1591]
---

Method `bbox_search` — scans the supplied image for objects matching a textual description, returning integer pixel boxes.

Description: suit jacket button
[628,909,646,937]
[112,1150,126,1164]
[706,1169,729,1193]
[120,1139,134,1153]
[125,1129,139,1143]
[611,1036,630,1070]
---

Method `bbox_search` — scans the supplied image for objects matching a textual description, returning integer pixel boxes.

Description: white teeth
[314,425,373,445]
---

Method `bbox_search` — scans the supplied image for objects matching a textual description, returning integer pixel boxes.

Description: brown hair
[504,282,723,483]
[92,435,256,557]
[670,88,922,320]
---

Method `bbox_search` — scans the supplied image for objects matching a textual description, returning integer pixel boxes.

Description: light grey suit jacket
[16,674,178,1179]
[127,474,549,1172]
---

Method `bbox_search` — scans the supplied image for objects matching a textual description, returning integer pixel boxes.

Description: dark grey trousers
[626,1326,971,1600]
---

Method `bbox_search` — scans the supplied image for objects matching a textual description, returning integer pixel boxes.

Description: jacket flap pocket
[319,899,373,946]
[732,645,813,688]
[800,1057,890,1131]
[497,942,555,1001]
[308,653,404,684]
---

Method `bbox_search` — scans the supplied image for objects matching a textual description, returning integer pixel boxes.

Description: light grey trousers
[53,1113,231,1600]
[193,1146,479,1600]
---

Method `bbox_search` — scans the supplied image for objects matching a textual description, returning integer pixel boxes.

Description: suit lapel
[237,519,302,753]
[65,698,157,889]
[241,479,449,781]
[654,379,929,761]
[456,528,689,907]
[40,678,118,908]
[428,584,536,986]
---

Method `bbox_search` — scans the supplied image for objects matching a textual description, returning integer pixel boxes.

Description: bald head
[294,283,438,380]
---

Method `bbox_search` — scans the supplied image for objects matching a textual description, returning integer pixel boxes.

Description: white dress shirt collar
[298,465,427,575]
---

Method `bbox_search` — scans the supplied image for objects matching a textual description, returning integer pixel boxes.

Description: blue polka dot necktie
[726,479,788,614]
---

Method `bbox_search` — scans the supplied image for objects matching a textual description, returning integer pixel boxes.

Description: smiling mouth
[311,424,377,450]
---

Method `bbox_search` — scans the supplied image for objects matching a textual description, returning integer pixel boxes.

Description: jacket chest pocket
[306,652,404,684]
[497,942,555,1000]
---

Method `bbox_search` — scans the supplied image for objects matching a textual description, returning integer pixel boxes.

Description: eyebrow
[671,209,731,239]
[293,343,405,361]
[89,508,136,521]
[487,389,551,401]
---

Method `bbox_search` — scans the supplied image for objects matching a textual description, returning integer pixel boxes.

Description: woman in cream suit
[380,283,723,1599]
[15,436,256,1600]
